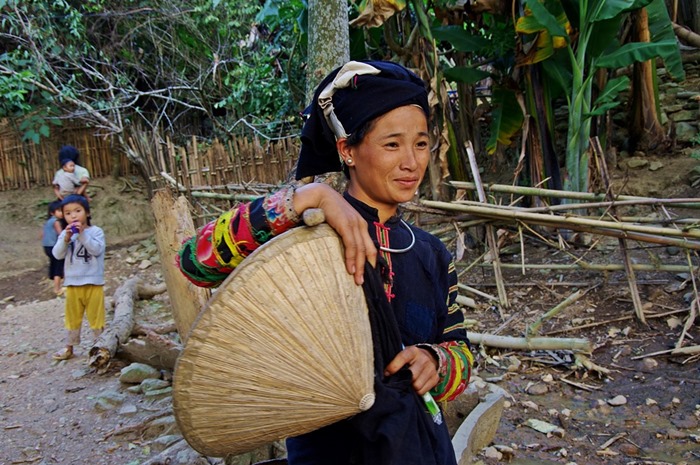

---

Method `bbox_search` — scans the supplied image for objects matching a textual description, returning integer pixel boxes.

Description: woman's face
[340,105,430,222]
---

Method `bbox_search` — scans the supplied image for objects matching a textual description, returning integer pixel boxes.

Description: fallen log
[673,22,700,48]
[137,282,168,299]
[120,329,182,371]
[89,277,141,371]
[132,322,179,335]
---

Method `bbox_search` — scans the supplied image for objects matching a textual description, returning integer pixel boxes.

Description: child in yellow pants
[51,195,106,360]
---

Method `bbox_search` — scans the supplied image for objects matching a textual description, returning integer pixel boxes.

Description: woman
[178,61,473,465]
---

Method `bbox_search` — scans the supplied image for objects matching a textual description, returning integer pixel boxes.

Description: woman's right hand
[293,183,376,285]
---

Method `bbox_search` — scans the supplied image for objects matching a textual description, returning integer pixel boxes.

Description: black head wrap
[295,61,429,180]
[58,145,80,165]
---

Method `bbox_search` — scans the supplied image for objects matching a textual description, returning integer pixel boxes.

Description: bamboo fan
[173,224,375,457]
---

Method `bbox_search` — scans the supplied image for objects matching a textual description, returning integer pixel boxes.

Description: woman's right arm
[293,183,376,284]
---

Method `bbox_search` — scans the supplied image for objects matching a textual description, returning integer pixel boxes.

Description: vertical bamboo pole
[466,141,509,312]
[208,141,216,186]
[180,146,191,196]
[191,136,200,187]
[157,134,167,175]
[591,137,645,323]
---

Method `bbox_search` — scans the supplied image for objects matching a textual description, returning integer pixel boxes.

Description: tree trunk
[629,8,667,152]
[151,190,210,342]
[306,0,349,101]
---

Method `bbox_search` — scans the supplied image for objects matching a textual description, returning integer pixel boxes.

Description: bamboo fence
[157,135,298,191]
[0,121,299,195]
[0,121,131,191]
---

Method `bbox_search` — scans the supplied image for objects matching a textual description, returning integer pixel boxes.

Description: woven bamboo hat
[173,224,375,457]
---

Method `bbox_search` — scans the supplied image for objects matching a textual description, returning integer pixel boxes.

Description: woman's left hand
[384,345,439,395]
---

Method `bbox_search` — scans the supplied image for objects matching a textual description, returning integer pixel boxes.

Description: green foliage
[486,89,524,155]
[1,0,309,144]
[518,0,683,194]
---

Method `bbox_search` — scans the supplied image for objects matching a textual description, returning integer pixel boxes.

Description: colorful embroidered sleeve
[423,259,474,402]
[177,186,301,287]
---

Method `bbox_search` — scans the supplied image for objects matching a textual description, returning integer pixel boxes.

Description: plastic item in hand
[70,224,80,234]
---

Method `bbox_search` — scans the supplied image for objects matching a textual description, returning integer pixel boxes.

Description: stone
[666,246,681,256]
[118,404,138,416]
[626,158,648,169]
[482,446,502,460]
[675,122,698,142]
[526,383,549,396]
[524,418,565,437]
[672,109,698,122]
[671,415,699,429]
[648,161,663,171]
[667,428,688,439]
[119,362,160,384]
[94,390,127,411]
[140,378,170,392]
[142,415,177,439]
[150,434,182,452]
[143,386,173,397]
[452,383,507,465]
[607,395,627,406]
[618,442,640,456]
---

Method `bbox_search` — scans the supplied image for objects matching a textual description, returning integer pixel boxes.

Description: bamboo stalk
[421,200,700,241]
[466,332,592,353]
[480,262,694,272]
[450,181,700,208]
[527,289,584,336]
[457,283,498,303]
[630,345,700,360]
[544,307,690,336]
[452,198,700,214]
[191,191,259,202]
[466,141,508,311]
[591,137,645,323]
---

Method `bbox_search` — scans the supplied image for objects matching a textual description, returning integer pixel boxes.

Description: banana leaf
[443,66,491,84]
[586,76,630,117]
[524,0,569,39]
[646,0,685,81]
[595,40,679,69]
[486,88,524,155]
[431,25,490,53]
[593,0,655,22]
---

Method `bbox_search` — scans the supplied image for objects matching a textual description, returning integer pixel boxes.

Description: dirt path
[0,297,159,465]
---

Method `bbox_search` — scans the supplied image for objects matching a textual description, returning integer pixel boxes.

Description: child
[51,194,106,360]
[57,145,90,198]
[41,200,65,296]
[52,158,81,200]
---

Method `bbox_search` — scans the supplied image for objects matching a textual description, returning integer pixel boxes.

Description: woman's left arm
[383,257,474,400]
[423,259,474,402]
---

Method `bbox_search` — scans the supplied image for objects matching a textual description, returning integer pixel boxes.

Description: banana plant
[518,0,684,194]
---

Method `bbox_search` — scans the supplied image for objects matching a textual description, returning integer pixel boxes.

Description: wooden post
[151,189,211,341]
[466,141,509,311]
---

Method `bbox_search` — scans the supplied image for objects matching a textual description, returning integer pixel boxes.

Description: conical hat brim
[173,224,375,457]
